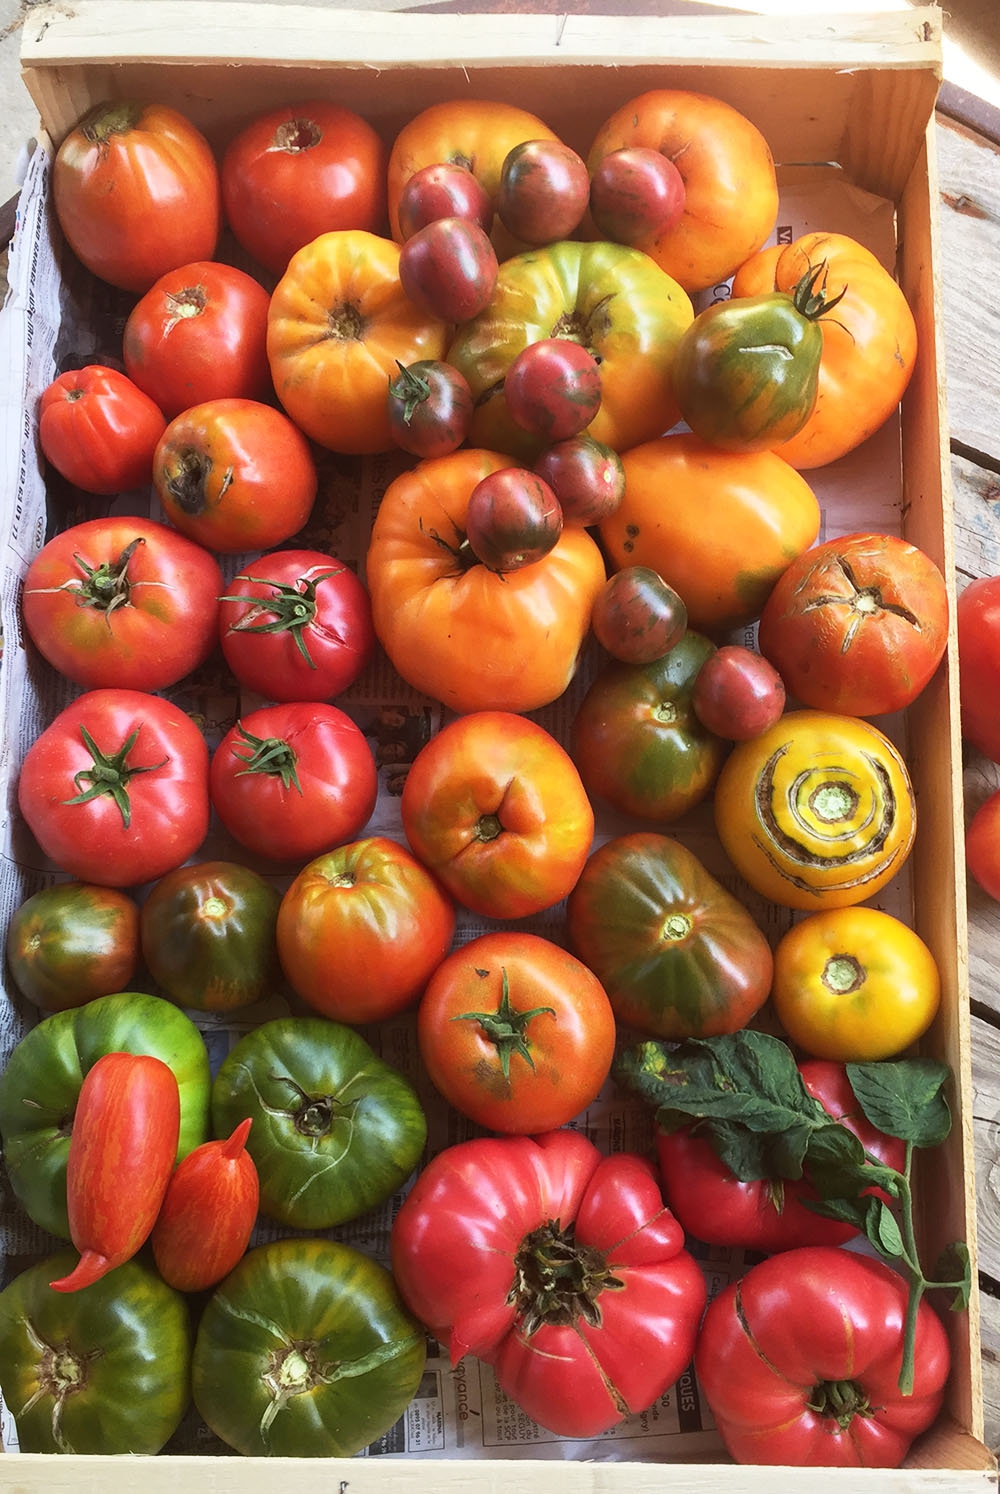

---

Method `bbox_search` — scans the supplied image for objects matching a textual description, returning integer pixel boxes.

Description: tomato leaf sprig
[616,1028,971,1395]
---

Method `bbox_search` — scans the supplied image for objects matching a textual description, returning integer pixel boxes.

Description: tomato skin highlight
[151,1118,260,1293]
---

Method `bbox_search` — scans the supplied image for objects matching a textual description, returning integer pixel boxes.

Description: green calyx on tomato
[513,1219,623,1335]
[230,722,302,792]
[220,568,342,669]
[453,966,555,1081]
[64,723,168,828]
[57,537,146,616]
[389,359,436,422]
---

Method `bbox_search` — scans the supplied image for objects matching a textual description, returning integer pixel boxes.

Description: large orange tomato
[587,90,778,293]
[599,433,821,636]
[366,448,605,714]
[730,231,918,469]
[266,230,448,454]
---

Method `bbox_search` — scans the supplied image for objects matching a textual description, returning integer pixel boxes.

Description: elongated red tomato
[50,1052,180,1292]
[151,1119,260,1293]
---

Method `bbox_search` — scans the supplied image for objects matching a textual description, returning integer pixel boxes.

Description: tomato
[192,1237,427,1457]
[695,1246,950,1467]
[0,1251,191,1454]
[52,101,220,293]
[397,160,494,239]
[465,466,562,572]
[572,631,728,824]
[209,702,378,865]
[398,216,498,322]
[497,139,590,244]
[391,1128,706,1437]
[757,532,950,717]
[221,99,388,276]
[38,364,166,495]
[22,516,223,692]
[447,239,693,460]
[588,146,686,246]
[122,260,271,418]
[601,433,822,635]
[590,566,688,665]
[151,1119,259,1293]
[276,836,455,1024]
[17,688,210,888]
[366,447,605,714]
[217,547,375,703]
[140,860,282,1013]
[400,711,594,920]
[50,1052,180,1293]
[417,931,616,1133]
[566,831,773,1039]
[211,1016,426,1229]
[153,396,317,554]
[266,229,448,454]
[533,434,625,526]
[770,906,941,1061]
[503,337,602,442]
[713,710,916,910]
[691,644,786,740]
[0,990,210,1240]
[587,89,778,292]
[957,574,1000,761]
[657,1059,907,1253]
[5,881,139,1012]
[967,789,1000,900]
[386,358,474,457]
[731,231,918,469]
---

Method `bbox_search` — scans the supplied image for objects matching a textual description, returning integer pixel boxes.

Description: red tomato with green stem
[397,161,494,239]
[38,365,166,495]
[386,359,474,458]
[151,1119,260,1293]
[957,575,1000,761]
[497,139,590,244]
[209,702,378,865]
[417,931,616,1133]
[218,548,375,703]
[50,1052,180,1293]
[967,789,1000,901]
[22,516,223,692]
[398,216,498,323]
[123,260,271,418]
[17,688,210,888]
[504,338,602,442]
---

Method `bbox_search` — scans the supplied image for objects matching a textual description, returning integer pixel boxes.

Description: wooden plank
[977,1287,1000,1454]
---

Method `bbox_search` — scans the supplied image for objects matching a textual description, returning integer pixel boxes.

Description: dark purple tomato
[465,467,563,573]
[591,566,688,664]
[386,359,474,458]
[397,161,494,240]
[398,217,499,323]
[691,644,786,740]
[504,338,602,442]
[497,140,590,245]
[534,435,625,526]
[589,147,686,246]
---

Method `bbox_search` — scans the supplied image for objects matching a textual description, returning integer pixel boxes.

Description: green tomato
[0,1250,192,1454]
[192,1236,426,1457]
[5,880,140,1011]
[211,1016,427,1229]
[0,991,211,1239]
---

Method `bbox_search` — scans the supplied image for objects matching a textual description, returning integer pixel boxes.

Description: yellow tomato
[771,906,940,1061]
[713,710,916,911]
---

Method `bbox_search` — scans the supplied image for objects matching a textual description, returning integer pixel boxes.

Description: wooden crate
[4,2,995,1487]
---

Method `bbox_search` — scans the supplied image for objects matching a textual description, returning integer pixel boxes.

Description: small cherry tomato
[386,359,474,457]
[591,566,688,664]
[39,366,166,495]
[398,217,498,323]
[497,139,590,244]
[589,147,686,245]
[504,338,602,442]
[692,645,786,739]
[534,435,625,526]
[967,789,1000,902]
[465,467,563,573]
[397,161,494,240]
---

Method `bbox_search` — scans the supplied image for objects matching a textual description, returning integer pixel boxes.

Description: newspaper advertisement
[0,137,913,1461]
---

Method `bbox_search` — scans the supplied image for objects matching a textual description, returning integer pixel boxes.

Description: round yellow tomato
[713,710,916,911]
[771,906,940,1061]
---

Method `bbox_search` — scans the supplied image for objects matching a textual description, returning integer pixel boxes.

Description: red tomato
[49,1052,180,1292]
[497,139,590,244]
[589,147,686,246]
[967,789,1000,901]
[695,1246,950,1467]
[276,836,456,1024]
[417,931,615,1133]
[218,548,374,703]
[398,217,498,323]
[221,99,388,276]
[17,688,210,888]
[209,702,377,865]
[533,435,625,526]
[691,644,786,739]
[957,575,1000,761]
[153,397,317,554]
[22,517,223,692]
[38,365,166,495]
[151,1119,259,1294]
[123,261,271,418]
[504,339,602,442]
[590,566,688,664]
[52,102,220,294]
[391,1128,707,1437]
[397,161,494,240]
[465,467,563,572]
[386,359,474,458]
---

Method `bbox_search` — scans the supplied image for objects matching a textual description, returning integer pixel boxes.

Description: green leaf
[846,1059,952,1147]
[804,1196,871,1229]
[932,1241,973,1310]
[867,1198,906,1258]
[798,1120,868,1200]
